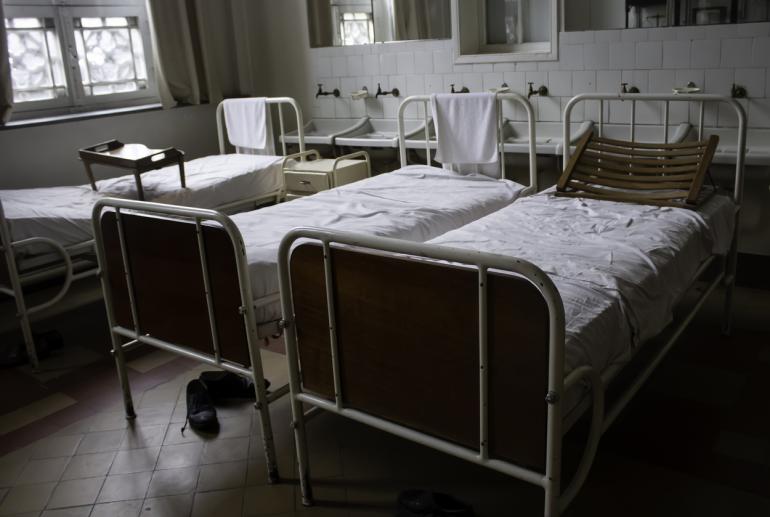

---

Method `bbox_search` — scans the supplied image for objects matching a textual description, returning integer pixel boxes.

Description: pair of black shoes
[397,490,475,516]
[182,371,269,433]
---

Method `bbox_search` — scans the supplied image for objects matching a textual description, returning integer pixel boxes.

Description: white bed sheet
[236,165,525,324]
[1,154,283,255]
[427,190,735,381]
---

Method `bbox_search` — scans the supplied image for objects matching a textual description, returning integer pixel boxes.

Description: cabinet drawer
[284,171,330,193]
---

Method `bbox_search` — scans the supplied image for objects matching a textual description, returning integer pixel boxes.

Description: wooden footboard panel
[100,211,251,367]
[290,243,551,472]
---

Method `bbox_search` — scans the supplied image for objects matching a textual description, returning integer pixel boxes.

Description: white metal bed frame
[397,92,539,195]
[0,97,304,370]
[279,93,746,516]
[90,92,540,484]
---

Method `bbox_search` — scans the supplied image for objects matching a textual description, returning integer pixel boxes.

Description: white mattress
[235,165,525,324]
[1,154,283,256]
[428,190,735,382]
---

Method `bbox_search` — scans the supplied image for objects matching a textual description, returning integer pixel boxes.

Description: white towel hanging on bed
[431,92,499,167]
[223,98,274,154]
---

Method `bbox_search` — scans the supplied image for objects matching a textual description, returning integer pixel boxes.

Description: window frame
[4,0,159,121]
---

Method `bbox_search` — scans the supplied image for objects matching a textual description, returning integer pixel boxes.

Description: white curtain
[0,2,14,124]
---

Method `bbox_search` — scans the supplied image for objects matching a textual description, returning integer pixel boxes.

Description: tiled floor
[1,287,770,516]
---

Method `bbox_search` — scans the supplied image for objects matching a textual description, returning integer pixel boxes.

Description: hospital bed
[90,92,539,483]
[278,93,745,517]
[0,97,304,369]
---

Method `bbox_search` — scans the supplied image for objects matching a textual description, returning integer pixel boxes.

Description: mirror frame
[452,0,559,64]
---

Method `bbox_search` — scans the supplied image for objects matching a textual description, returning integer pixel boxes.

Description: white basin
[502,120,594,155]
[281,117,369,146]
[405,119,438,150]
[703,127,770,165]
[597,122,691,144]
[335,119,426,148]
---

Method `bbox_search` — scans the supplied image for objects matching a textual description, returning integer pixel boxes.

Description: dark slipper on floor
[183,379,218,433]
[199,371,269,400]
[397,489,475,516]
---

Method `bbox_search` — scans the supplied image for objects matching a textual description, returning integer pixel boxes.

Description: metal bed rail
[215,96,306,157]
[397,93,538,195]
[91,197,284,483]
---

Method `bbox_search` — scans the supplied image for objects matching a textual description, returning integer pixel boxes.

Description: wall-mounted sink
[597,122,691,145]
[281,117,369,146]
[404,119,437,150]
[703,127,770,165]
[502,120,594,155]
[335,119,427,148]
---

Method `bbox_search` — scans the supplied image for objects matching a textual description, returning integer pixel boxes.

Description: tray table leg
[134,171,145,201]
[83,161,97,191]
[177,157,186,188]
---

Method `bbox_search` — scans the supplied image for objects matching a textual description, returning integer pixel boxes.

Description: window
[4,1,158,121]
[339,12,374,46]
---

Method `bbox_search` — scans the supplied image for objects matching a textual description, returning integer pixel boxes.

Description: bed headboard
[280,229,566,474]
[93,199,259,370]
[215,97,305,157]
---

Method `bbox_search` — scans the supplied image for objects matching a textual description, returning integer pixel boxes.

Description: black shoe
[397,490,475,516]
[199,371,268,401]
[182,379,218,433]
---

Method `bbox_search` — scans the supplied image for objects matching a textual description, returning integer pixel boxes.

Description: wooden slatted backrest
[99,211,252,367]
[556,132,719,207]
[290,243,551,473]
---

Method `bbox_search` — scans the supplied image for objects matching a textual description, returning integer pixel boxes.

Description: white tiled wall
[307,22,770,129]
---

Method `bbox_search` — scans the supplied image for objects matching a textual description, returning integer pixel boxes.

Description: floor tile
[0,455,26,487]
[215,417,251,440]
[191,488,243,517]
[128,350,178,374]
[121,425,168,451]
[89,412,131,433]
[140,493,193,517]
[200,437,249,465]
[77,430,125,455]
[110,447,161,475]
[29,435,83,460]
[0,394,76,436]
[40,506,93,517]
[147,467,198,498]
[47,476,105,509]
[97,472,152,504]
[156,444,203,471]
[0,488,6,504]
[196,461,246,492]
[15,457,68,485]
[61,452,116,481]
[134,408,174,428]
[0,482,55,515]
[162,427,207,447]
[242,484,294,517]
[90,499,143,517]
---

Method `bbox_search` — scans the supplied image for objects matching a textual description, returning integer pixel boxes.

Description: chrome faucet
[316,84,340,98]
[527,82,548,98]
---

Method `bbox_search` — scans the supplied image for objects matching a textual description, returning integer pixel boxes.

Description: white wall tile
[388,75,406,96]
[718,99,748,127]
[494,63,517,72]
[636,100,662,125]
[424,74,443,94]
[648,69,676,94]
[414,51,434,74]
[397,52,415,74]
[705,68,735,95]
[350,98,366,117]
[690,40,721,69]
[735,68,766,98]
[340,77,357,96]
[572,71,596,94]
[473,63,495,72]
[382,97,400,119]
[675,69,705,90]
[525,71,548,92]
[636,41,662,69]
[362,54,379,76]
[560,44,584,70]
[406,75,425,96]
[379,53,397,75]
[597,70,621,92]
[583,42,609,70]
[752,37,770,67]
[462,73,483,93]
[313,57,332,79]
[538,97,561,122]
[748,98,770,128]
[334,98,351,118]
[609,42,636,70]
[365,98,384,118]
[503,71,526,93]
[442,74,462,94]
[548,71,572,97]
[432,50,452,73]
[347,55,363,77]
[332,56,348,76]
[720,38,754,69]
[560,31,594,45]
[595,30,621,43]
[482,72,504,91]
[622,70,648,92]
[621,29,648,42]
[318,98,335,118]
[516,62,538,71]
[538,60,561,71]
[662,41,690,69]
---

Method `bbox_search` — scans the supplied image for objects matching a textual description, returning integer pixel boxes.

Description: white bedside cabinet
[281,150,370,200]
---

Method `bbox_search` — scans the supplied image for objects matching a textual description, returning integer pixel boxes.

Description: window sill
[1,103,164,130]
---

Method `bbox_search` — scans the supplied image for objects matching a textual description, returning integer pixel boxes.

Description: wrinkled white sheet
[428,190,735,380]
[1,154,283,254]
[234,165,525,323]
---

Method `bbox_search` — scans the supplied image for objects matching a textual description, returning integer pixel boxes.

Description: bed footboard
[278,228,567,513]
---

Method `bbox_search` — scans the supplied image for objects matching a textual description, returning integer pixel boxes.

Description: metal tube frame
[397,93,539,195]
[1,97,305,370]
[91,197,282,483]
[279,94,746,514]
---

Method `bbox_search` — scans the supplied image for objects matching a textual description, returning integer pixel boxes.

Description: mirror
[307,0,451,48]
[565,0,770,32]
